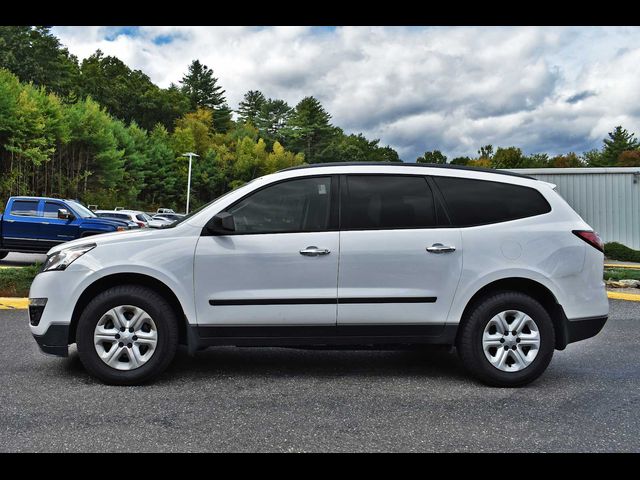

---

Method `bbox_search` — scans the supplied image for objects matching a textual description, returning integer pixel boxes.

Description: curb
[0,298,29,310]
[607,291,640,302]
[604,263,640,270]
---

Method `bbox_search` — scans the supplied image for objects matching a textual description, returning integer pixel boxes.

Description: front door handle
[300,246,331,256]
[427,243,456,254]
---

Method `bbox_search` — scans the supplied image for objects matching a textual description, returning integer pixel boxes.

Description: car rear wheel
[76,285,178,385]
[456,291,555,387]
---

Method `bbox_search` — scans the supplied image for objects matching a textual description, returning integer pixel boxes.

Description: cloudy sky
[51,26,640,161]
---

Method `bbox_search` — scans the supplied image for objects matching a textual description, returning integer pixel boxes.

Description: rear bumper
[565,315,608,344]
[32,324,69,357]
[556,314,608,349]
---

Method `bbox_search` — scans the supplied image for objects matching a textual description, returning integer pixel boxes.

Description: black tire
[0,251,8,260]
[456,291,555,387]
[76,284,178,385]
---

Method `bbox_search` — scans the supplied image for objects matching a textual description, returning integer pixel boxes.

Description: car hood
[46,223,189,255]
[83,217,131,227]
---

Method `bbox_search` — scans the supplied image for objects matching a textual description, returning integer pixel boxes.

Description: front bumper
[32,324,69,357]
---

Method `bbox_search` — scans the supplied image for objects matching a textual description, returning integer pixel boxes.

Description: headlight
[41,243,96,272]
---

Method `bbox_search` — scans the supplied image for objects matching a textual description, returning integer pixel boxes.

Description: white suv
[28,163,609,386]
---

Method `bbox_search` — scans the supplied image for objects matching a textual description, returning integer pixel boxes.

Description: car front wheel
[456,291,555,387]
[76,285,178,385]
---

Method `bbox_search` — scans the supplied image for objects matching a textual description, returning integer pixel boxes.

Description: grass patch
[604,242,640,263]
[604,268,640,282]
[0,264,40,297]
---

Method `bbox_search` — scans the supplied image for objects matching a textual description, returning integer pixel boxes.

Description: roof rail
[277,162,537,180]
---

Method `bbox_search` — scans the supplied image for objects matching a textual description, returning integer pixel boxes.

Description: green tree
[283,96,336,163]
[477,144,494,160]
[450,156,471,165]
[180,60,231,132]
[237,90,266,126]
[0,26,80,98]
[417,150,447,164]
[491,146,525,168]
[600,126,639,166]
[256,98,292,144]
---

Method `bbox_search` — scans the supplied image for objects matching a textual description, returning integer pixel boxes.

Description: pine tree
[600,126,639,166]
[237,90,266,125]
[256,98,292,143]
[179,60,231,133]
[283,96,335,163]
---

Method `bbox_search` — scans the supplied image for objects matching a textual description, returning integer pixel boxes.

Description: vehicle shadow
[165,345,469,382]
[61,345,471,385]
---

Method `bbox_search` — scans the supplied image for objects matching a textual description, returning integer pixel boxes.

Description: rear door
[1,199,50,252]
[336,174,463,331]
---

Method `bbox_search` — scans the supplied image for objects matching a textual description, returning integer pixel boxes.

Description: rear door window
[10,200,40,217]
[342,175,437,230]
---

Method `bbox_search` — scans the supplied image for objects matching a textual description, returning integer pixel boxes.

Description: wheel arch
[456,277,570,350]
[69,272,191,349]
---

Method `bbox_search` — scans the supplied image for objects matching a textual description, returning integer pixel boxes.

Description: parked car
[0,196,132,259]
[28,163,608,386]
[95,210,153,228]
[156,208,176,214]
[147,213,184,229]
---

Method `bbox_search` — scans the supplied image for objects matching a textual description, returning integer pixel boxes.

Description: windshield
[68,201,96,218]
[166,179,260,228]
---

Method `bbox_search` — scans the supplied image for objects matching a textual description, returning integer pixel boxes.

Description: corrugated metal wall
[508,168,640,249]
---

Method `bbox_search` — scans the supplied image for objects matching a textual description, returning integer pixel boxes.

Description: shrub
[604,242,640,263]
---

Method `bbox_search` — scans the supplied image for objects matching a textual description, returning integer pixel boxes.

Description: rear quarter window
[432,176,551,227]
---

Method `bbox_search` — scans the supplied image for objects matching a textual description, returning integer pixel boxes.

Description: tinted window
[433,176,551,226]
[136,213,152,222]
[43,202,64,218]
[228,177,332,233]
[343,175,436,229]
[11,200,39,217]
[98,212,129,220]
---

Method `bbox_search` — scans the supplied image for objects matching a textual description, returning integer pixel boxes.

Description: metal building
[508,167,640,249]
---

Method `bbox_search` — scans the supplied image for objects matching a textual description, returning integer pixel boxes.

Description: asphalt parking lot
[0,299,638,452]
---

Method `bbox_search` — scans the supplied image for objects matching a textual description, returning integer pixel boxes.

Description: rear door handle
[427,243,456,254]
[300,246,331,256]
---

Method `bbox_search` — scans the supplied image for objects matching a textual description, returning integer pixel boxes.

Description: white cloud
[51,26,640,161]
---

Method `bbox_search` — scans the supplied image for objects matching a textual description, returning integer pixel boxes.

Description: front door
[337,174,463,330]
[194,175,339,327]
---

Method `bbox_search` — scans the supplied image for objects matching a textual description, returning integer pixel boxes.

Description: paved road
[0,252,46,267]
[0,300,638,452]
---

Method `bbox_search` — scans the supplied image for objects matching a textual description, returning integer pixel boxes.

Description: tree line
[417,127,640,169]
[0,26,398,211]
[1,26,638,213]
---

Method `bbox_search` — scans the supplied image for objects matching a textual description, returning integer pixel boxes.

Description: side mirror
[205,212,236,235]
[58,208,74,220]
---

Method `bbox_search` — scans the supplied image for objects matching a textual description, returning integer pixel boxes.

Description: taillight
[573,230,604,252]
[136,222,146,228]
[116,226,126,232]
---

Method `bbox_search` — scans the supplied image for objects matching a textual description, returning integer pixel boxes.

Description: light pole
[181,152,199,214]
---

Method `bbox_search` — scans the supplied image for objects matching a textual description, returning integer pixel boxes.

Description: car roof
[277,162,536,180]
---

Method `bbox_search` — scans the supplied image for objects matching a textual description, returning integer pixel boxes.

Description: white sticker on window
[318,184,327,195]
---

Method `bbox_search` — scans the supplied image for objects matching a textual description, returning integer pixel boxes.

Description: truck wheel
[456,291,555,387]
[76,285,179,385]
[0,251,8,260]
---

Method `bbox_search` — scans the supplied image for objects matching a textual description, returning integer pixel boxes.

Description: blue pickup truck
[0,196,134,259]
